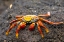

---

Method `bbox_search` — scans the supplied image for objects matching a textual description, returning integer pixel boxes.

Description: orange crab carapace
[6,12,63,38]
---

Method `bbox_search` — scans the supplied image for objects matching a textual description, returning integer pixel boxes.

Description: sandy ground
[0,0,64,42]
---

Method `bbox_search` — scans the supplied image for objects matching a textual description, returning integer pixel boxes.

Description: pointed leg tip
[16,33,19,38]
[6,32,9,36]
[46,30,49,33]
[41,34,44,38]
[45,29,49,33]
[42,36,44,38]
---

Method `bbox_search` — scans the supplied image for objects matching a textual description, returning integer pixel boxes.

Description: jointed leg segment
[15,15,23,18]
[10,16,23,25]
[37,20,49,38]
[6,23,17,36]
[16,22,26,38]
[38,12,50,17]
[10,19,18,25]
[37,23,44,38]
[37,20,49,33]
[10,18,22,25]
[40,18,63,25]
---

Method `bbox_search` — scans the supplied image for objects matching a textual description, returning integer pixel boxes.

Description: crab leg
[38,12,50,17]
[16,22,26,38]
[29,23,35,31]
[15,15,23,18]
[10,15,23,25]
[40,18,63,25]
[10,19,18,25]
[10,18,22,25]
[37,23,44,38]
[37,20,49,33]
[6,23,17,36]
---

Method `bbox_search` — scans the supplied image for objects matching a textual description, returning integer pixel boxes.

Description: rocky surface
[0,0,64,42]
[0,0,14,14]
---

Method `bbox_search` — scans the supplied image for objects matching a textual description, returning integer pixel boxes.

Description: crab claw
[16,22,26,38]
[29,23,35,31]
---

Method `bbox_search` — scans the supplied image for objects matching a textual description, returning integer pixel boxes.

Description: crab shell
[22,15,39,23]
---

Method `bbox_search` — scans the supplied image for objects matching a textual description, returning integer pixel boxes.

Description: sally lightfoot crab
[6,12,63,38]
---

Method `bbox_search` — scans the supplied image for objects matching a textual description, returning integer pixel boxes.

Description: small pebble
[9,4,12,9]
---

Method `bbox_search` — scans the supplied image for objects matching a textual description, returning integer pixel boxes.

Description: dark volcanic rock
[0,0,64,42]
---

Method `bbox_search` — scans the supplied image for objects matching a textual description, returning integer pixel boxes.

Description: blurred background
[0,0,64,14]
[0,0,14,14]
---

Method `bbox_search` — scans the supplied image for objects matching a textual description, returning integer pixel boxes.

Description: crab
[6,12,63,38]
